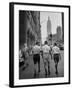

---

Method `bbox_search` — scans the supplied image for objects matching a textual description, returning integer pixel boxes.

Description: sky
[40,11,62,44]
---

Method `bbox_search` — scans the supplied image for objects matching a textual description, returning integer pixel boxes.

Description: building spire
[47,16,51,35]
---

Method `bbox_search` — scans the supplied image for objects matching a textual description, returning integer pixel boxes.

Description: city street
[19,50,64,79]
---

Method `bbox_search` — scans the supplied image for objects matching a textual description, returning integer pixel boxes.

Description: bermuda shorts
[43,53,50,63]
[33,54,40,64]
[53,54,59,63]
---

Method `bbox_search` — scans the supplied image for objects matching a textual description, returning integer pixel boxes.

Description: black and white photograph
[9,2,70,87]
[19,11,64,79]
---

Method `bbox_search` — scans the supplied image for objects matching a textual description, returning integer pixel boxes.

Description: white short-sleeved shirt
[32,45,40,54]
[42,45,50,54]
[52,46,60,54]
[19,50,22,58]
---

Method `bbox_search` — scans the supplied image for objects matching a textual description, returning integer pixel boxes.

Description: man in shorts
[52,43,61,75]
[32,42,41,78]
[42,41,51,77]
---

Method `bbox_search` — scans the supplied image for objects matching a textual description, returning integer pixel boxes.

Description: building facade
[19,11,41,49]
[62,13,64,42]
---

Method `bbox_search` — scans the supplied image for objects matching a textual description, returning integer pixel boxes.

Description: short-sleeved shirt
[42,45,50,62]
[19,49,22,58]
[42,45,50,54]
[32,45,41,54]
[52,46,60,54]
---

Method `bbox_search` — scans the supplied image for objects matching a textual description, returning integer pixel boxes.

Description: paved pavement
[19,50,64,79]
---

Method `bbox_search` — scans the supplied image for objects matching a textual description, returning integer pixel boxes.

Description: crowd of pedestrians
[19,41,61,78]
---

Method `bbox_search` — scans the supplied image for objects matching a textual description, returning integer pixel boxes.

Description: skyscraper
[47,16,51,35]
[62,13,64,42]
[57,26,62,41]
[19,11,41,49]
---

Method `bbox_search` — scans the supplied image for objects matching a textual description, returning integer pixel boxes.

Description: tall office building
[19,11,41,49]
[57,26,62,41]
[62,12,64,42]
[47,16,51,35]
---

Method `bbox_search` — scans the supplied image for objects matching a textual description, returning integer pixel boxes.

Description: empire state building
[47,16,51,36]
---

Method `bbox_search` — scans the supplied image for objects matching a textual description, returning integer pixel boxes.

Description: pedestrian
[32,42,41,78]
[19,49,24,67]
[42,41,51,77]
[22,43,29,70]
[50,44,53,60]
[52,43,61,75]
